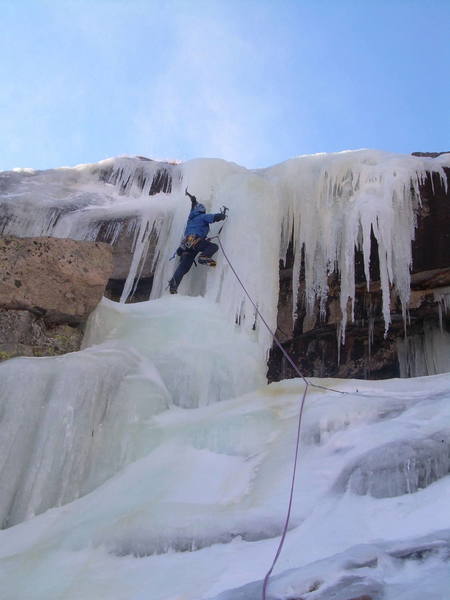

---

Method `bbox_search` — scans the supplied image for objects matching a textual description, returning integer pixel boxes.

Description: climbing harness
[181,234,201,250]
[169,234,201,263]
[214,228,349,600]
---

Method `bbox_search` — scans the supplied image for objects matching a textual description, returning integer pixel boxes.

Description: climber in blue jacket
[169,188,227,294]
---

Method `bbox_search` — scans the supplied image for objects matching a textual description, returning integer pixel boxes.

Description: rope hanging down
[215,236,348,396]
[215,236,348,600]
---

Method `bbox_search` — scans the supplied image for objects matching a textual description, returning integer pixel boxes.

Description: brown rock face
[0,237,113,323]
[0,309,82,360]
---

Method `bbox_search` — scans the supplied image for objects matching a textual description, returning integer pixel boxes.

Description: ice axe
[215,206,229,237]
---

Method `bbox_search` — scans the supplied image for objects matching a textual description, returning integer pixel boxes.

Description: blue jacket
[183,205,224,238]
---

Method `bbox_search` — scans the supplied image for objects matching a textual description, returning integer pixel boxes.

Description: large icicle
[266,150,449,343]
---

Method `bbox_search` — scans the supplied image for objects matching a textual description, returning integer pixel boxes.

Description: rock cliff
[0,237,112,360]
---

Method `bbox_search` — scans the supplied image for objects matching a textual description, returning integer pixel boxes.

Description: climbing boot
[169,280,178,294]
[198,255,216,267]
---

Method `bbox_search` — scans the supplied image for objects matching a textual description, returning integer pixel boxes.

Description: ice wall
[1,151,450,599]
[1,151,449,352]
[0,344,145,527]
[0,296,266,527]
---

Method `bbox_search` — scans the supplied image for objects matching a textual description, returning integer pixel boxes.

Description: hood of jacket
[188,204,206,219]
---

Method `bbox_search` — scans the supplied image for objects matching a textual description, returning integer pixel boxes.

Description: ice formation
[397,320,450,377]
[0,297,265,527]
[211,531,450,600]
[2,150,449,350]
[0,151,450,599]
[0,328,449,599]
[334,434,450,498]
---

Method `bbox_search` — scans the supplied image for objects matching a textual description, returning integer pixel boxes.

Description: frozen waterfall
[0,150,450,600]
[2,150,449,351]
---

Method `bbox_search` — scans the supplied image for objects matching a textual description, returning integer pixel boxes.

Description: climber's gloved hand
[176,247,183,256]
[213,212,226,223]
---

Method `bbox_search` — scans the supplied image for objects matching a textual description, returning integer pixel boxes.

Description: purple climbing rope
[216,236,346,599]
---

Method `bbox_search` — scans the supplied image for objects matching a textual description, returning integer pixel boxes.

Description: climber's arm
[185,187,197,209]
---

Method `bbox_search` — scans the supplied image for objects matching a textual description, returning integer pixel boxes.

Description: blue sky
[0,0,449,170]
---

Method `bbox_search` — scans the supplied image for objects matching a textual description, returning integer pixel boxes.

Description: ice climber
[169,188,227,294]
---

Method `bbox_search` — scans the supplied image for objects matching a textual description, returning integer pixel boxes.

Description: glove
[176,247,183,256]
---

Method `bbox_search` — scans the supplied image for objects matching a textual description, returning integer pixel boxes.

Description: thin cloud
[132,6,283,167]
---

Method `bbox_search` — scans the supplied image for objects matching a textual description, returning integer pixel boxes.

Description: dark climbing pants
[170,239,218,289]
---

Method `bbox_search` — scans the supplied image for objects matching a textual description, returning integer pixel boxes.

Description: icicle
[433,287,450,333]
[397,321,450,377]
[368,316,374,371]
[120,218,152,302]
[337,322,342,365]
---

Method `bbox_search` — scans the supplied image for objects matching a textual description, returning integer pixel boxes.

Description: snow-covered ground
[0,297,449,600]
